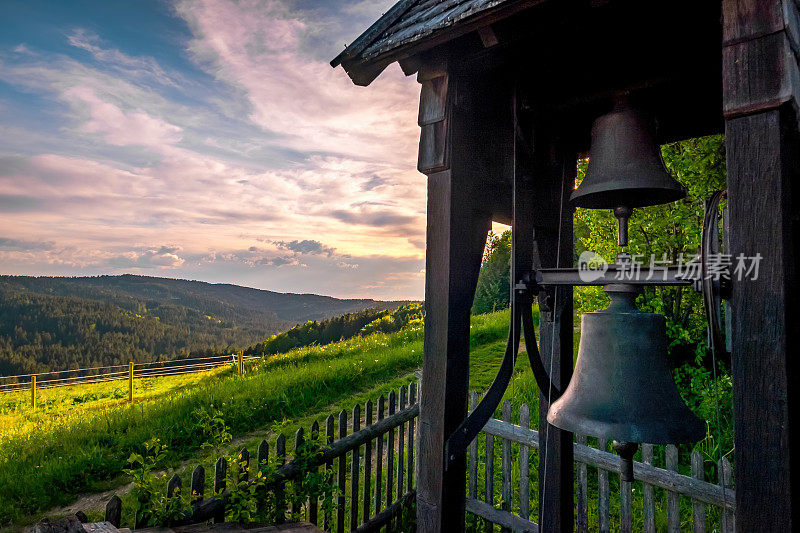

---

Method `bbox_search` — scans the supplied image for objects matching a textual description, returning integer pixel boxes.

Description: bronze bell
[571,101,686,210]
[547,284,705,478]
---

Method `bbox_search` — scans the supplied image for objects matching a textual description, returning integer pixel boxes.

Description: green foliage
[224,452,262,523]
[0,274,401,376]
[193,406,232,453]
[472,230,512,315]
[574,135,727,368]
[123,438,191,527]
[245,303,423,356]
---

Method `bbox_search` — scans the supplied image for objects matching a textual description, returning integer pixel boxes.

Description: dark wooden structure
[333,1,800,531]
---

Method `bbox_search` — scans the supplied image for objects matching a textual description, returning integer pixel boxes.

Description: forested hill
[0,275,403,376]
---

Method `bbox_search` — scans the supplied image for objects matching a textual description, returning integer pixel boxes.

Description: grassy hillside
[0,310,512,527]
[0,275,404,375]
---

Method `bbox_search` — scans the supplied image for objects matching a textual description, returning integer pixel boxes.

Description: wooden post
[514,98,575,532]
[128,362,134,402]
[237,351,243,376]
[30,375,36,409]
[105,495,122,528]
[415,61,501,533]
[722,1,800,529]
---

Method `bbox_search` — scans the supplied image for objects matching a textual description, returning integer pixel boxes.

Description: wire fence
[0,352,261,395]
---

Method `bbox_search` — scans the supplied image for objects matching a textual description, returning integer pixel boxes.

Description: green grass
[0,310,512,528]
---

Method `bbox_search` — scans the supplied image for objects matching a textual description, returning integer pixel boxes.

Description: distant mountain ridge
[0,274,405,376]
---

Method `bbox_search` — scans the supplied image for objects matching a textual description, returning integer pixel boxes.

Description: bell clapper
[614,205,633,248]
[613,441,639,482]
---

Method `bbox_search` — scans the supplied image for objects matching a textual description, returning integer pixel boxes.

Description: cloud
[0,1,429,299]
[108,248,186,268]
[66,29,184,88]
[174,0,420,163]
[65,86,183,147]
[0,238,54,251]
[274,239,335,255]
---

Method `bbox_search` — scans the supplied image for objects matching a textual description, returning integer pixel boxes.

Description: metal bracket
[444,282,561,470]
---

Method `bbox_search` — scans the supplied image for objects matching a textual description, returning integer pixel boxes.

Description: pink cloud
[0,1,431,299]
[65,86,183,147]
[175,0,420,165]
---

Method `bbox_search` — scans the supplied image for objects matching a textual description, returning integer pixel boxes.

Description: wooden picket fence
[465,391,735,533]
[102,382,418,531]
[99,380,734,532]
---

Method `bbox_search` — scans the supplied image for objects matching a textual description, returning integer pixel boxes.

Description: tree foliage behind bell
[574,134,727,368]
[472,230,511,315]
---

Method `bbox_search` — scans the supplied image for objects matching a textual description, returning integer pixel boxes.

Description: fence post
[31,375,36,409]
[238,351,243,376]
[128,362,134,402]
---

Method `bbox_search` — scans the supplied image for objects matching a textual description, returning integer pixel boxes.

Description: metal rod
[535,265,698,287]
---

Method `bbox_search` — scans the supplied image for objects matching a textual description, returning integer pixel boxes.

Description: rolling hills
[0,275,405,376]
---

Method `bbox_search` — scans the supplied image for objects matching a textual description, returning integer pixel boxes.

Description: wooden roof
[331,0,541,85]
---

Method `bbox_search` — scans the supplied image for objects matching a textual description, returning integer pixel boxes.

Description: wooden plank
[362,401,372,525]
[726,108,796,532]
[666,445,680,533]
[257,440,269,469]
[465,498,539,533]
[519,404,531,523]
[691,451,706,533]
[597,439,609,533]
[83,522,120,533]
[407,382,416,491]
[501,400,512,533]
[480,419,735,509]
[350,405,361,532]
[722,31,800,119]
[325,415,335,532]
[418,75,448,126]
[214,456,227,523]
[292,429,304,518]
[397,386,406,505]
[718,457,734,533]
[620,473,632,533]
[469,391,479,500]
[276,434,287,524]
[642,444,655,533]
[374,396,384,514]
[575,435,587,533]
[722,0,784,44]
[418,120,449,174]
[386,390,396,511]
[105,495,122,528]
[485,430,494,532]
[337,410,347,533]
[168,473,181,499]
[191,466,205,505]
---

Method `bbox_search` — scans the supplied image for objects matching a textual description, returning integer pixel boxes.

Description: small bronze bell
[547,284,705,479]
[571,100,686,210]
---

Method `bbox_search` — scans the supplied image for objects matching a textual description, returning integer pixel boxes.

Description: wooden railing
[465,391,735,533]
[102,382,418,531]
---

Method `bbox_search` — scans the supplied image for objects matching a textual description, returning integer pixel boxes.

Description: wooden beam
[416,67,495,533]
[512,96,575,532]
[722,3,800,526]
[725,105,800,533]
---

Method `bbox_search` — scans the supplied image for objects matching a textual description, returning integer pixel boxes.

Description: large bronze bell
[571,100,686,210]
[547,284,705,477]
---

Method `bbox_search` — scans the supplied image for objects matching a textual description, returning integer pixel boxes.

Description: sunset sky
[0,0,440,300]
